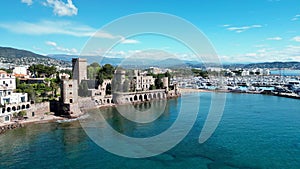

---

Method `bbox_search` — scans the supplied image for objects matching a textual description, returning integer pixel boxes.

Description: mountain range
[0,47,70,67]
[1,46,300,69]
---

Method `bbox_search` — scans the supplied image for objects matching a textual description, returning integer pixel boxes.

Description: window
[32,112,35,117]
[69,92,72,95]
[10,80,12,84]
[3,81,5,84]
[5,116,9,121]
[70,99,73,103]
[69,84,72,87]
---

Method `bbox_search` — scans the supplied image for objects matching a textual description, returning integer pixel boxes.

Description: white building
[207,67,223,72]
[132,70,155,91]
[0,71,30,123]
[0,70,16,90]
[134,75,155,91]
[241,70,250,76]
[13,66,28,76]
[263,69,270,76]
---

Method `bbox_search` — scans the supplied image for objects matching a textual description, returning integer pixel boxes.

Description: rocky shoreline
[0,122,24,134]
[0,115,66,135]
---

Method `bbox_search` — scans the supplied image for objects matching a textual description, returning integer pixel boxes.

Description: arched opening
[22,105,25,109]
[107,99,110,104]
[153,93,156,99]
[17,106,20,110]
[7,107,11,112]
[139,95,143,101]
[158,93,161,99]
[12,106,16,111]
[134,95,138,101]
[149,94,152,100]
[130,97,133,102]
[144,94,147,101]
[26,104,30,109]
[2,108,5,113]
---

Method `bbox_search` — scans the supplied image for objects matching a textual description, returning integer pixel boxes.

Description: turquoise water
[0,93,300,169]
[270,70,300,76]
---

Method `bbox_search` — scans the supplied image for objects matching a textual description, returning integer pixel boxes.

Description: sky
[1,0,300,63]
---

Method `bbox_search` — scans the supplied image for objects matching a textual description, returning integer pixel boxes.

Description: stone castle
[58,58,180,117]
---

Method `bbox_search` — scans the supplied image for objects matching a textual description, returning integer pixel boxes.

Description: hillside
[0,47,71,67]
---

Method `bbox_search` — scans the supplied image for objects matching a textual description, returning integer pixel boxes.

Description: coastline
[0,114,67,135]
[2,88,298,135]
[179,88,212,93]
[179,87,300,100]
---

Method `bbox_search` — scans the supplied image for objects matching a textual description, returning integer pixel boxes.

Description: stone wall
[28,102,50,118]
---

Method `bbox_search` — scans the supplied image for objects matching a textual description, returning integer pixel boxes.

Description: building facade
[0,71,30,123]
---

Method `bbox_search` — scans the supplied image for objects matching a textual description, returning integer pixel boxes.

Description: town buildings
[0,70,30,123]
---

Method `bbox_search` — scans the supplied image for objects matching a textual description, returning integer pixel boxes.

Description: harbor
[174,68,300,99]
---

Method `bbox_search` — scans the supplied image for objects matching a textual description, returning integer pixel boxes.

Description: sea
[270,69,300,76]
[0,92,299,169]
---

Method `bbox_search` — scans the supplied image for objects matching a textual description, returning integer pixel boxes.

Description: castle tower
[162,77,169,91]
[72,58,87,85]
[114,70,126,92]
[60,79,78,104]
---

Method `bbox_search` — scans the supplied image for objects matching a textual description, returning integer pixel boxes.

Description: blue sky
[1,0,300,63]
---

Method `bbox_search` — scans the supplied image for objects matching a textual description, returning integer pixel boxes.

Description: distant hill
[48,54,123,66]
[222,62,300,69]
[0,47,47,58]
[0,47,71,67]
[49,54,192,68]
[48,54,300,69]
[2,48,299,69]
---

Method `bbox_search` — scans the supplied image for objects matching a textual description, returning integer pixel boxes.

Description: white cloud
[121,39,140,44]
[227,24,262,33]
[0,20,120,39]
[44,0,78,16]
[46,41,57,47]
[291,14,300,21]
[245,53,257,57]
[221,44,300,63]
[45,41,78,54]
[267,37,282,41]
[221,24,230,27]
[21,0,33,5]
[292,36,300,42]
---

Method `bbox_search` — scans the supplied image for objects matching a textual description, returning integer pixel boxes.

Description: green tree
[29,64,57,78]
[59,69,72,78]
[155,78,163,89]
[90,62,100,68]
[96,64,115,85]
[106,83,112,95]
